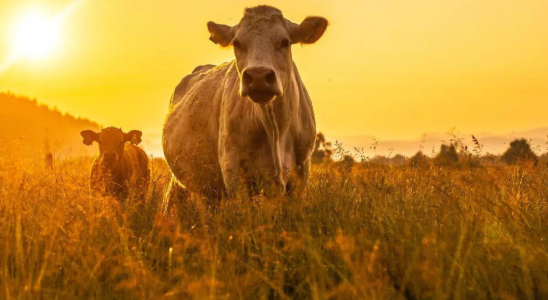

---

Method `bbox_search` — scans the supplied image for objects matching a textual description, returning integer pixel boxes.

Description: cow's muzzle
[101,151,119,168]
[240,67,283,103]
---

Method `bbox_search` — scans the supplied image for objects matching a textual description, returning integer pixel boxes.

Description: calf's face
[207,6,327,104]
[80,128,142,169]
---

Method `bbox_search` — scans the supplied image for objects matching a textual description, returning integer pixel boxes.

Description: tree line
[312,132,541,167]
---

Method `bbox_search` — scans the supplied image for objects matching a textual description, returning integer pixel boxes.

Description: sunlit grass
[0,152,547,299]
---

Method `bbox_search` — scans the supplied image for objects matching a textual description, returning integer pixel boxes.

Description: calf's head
[207,6,327,103]
[80,127,142,168]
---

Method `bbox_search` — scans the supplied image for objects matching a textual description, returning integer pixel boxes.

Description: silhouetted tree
[336,154,355,173]
[369,155,388,165]
[311,132,333,164]
[434,144,459,165]
[538,153,548,164]
[342,155,355,164]
[409,151,428,167]
[390,154,405,166]
[501,139,537,165]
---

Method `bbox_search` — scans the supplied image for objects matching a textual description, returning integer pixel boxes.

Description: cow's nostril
[266,71,276,85]
[104,152,117,160]
[242,71,253,86]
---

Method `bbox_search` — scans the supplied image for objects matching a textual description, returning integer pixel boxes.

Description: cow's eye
[280,39,291,49]
[232,39,242,49]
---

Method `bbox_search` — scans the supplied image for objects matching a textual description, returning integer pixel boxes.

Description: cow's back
[170,64,216,107]
[163,63,233,196]
[123,144,150,198]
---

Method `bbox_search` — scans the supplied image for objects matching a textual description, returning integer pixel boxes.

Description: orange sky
[1,0,547,151]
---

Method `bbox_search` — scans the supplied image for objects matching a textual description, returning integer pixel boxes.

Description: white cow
[163,5,327,200]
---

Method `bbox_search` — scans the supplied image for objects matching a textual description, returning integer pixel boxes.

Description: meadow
[1,148,547,300]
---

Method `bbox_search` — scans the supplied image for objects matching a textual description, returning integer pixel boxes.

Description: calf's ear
[207,21,236,47]
[80,130,99,146]
[291,16,328,44]
[125,130,142,145]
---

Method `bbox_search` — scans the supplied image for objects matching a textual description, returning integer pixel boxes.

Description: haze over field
[1,0,548,150]
[2,2,548,299]
[0,92,100,157]
[3,92,548,160]
[335,128,548,158]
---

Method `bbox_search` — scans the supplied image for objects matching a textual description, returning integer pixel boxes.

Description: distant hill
[0,92,101,157]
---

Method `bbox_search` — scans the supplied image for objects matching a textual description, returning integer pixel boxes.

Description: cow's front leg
[220,149,249,199]
[263,167,286,197]
[288,159,310,198]
[163,177,189,216]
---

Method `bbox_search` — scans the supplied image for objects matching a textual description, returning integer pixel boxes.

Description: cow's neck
[99,158,126,182]
[257,103,284,186]
[254,64,299,187]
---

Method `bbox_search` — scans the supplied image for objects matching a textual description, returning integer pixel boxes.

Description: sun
[11,12,61,60]
[0,1,83,73]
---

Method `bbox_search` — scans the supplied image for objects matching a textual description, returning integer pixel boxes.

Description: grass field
[1,151,547,299]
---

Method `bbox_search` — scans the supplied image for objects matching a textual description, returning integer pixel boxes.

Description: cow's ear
[207,21,236,47]
[80,130,99,146]
[125,130,142,145]
[291,16,328,44]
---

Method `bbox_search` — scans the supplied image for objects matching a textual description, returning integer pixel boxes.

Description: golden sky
[1,0,547,145]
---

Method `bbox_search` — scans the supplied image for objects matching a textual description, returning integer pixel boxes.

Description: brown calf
[81,127,150,201]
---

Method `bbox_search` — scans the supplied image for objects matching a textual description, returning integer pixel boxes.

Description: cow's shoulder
[124,144,148,161]
[170,64,222,107]
[123,144,150,174]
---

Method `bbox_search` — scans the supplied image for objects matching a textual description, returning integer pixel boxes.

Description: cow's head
[80,127,142,168]
[208,6,327,104]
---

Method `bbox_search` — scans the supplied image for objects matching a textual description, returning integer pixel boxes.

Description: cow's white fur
[162,6,326,199]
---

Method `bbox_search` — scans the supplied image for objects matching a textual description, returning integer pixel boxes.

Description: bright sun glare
[12,13,60,60]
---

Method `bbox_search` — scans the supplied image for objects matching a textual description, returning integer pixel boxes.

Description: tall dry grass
[0,152,547,299]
